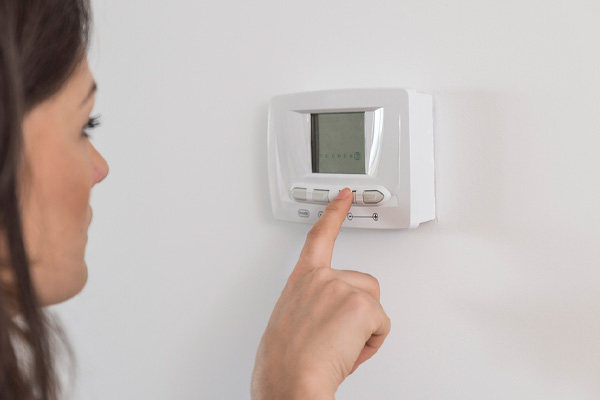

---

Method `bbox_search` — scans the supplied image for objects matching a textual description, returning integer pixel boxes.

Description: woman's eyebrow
[81,81,97,106]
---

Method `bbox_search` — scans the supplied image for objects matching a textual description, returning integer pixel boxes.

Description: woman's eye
[82,114,101,139]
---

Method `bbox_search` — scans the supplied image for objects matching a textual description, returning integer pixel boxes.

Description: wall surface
[52,0,600,398]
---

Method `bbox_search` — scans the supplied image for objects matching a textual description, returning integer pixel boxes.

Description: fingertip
[336,188,352,200]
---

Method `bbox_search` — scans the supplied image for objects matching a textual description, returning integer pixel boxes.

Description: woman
[0,0,390,399]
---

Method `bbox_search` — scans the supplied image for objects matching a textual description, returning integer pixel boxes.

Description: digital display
[311,112,366,174]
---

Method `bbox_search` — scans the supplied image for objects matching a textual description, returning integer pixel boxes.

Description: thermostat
[267,88,435,229]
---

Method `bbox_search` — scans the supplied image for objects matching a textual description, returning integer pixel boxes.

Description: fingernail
[336,188,351,200]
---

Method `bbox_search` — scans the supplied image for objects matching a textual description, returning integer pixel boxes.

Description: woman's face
[20,59,108,306]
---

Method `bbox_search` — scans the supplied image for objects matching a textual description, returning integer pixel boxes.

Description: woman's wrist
[252,381,334,400]
[251,355,335,400]
[286,371,335,400]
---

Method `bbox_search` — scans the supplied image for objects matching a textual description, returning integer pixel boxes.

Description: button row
[290,188,384,205]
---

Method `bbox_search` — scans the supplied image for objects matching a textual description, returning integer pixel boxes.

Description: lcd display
[311,112,366,174]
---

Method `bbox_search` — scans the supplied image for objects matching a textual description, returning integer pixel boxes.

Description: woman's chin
[33,261,89,307]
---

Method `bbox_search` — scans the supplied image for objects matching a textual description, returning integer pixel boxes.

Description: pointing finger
[297,188,353,270]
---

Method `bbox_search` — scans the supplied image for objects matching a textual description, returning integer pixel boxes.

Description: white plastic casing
[267,88,435,229]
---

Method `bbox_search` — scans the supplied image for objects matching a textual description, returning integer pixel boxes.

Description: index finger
[297,188,353,270]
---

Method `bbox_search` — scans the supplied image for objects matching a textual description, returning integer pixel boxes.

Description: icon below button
[298,209,310,218]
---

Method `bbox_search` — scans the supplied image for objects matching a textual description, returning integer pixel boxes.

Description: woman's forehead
[58,59,95,107]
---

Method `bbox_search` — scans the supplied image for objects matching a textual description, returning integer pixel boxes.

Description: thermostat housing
[267,88,435,229]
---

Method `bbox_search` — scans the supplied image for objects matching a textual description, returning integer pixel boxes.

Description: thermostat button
[363,190,384,204]
[291,187,307,201]
[312,189,330,203]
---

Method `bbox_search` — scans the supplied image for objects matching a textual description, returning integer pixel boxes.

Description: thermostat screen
[311,112,366,174]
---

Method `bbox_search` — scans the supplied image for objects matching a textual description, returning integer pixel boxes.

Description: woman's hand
[251,188,391,400]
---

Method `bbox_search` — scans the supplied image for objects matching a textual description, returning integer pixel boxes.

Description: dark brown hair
[0,0,91,398]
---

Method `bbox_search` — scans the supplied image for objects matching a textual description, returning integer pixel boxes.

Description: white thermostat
[267,88,435,229]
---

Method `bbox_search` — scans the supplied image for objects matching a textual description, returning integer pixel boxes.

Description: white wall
[52,0,600,398]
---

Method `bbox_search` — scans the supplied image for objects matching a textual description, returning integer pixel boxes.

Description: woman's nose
[91,144,109,186]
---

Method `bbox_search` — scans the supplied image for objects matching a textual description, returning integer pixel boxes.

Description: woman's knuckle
[311,267,333,284]
[346,291,374,312]
[321,277,350,299]
[326,202,341,214]
[364,273,379,288]
[368,274,381,297]
[327,277,346,290]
